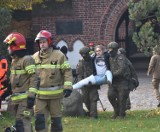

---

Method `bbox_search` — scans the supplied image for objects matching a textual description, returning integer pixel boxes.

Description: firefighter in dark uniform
[107,42,130,119]
[76,46,99,119]
[33,30,73,132]
[3,32,38,131]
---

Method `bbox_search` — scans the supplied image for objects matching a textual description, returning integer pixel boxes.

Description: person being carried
[73,45,112,89]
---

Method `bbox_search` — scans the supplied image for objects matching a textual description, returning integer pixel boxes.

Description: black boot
[4,126,16,132]
[51,117,63,132]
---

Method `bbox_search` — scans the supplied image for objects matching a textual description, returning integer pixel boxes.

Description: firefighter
[3,32,38,132]
[33,30,73,132]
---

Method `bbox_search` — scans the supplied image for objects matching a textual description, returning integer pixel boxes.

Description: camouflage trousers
[81,86,99,118]
[152,78,160,102]
[108,80,130,118]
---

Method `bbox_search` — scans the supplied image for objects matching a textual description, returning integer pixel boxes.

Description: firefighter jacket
[32,47,73,99]
[0,56,8,89]
[10,56,37,102]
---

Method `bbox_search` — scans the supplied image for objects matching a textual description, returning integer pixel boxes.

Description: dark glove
[63,89,72,98]
[1,79,8,88]
[27,97,35,109]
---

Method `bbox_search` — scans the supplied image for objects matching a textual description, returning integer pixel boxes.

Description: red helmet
[3,32,26,52]
[88,42,94,47]
[35,30,53,46]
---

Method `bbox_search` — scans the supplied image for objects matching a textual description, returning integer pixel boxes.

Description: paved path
[97,70,158,111]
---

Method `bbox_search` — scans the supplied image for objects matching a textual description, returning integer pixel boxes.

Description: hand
[63,89,72,98]
[1,79,8,88]
[27,97,35,109]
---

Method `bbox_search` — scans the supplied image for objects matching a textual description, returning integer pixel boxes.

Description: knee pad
[15,119,24,132]
[51,117,63,132]
[35,114,45,131]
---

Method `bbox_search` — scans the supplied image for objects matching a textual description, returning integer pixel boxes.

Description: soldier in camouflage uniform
[107,42,131,119]
[76,46,99,119]
[118,48,139,110]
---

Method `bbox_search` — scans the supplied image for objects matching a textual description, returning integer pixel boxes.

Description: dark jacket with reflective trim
[10,55,37,100]
[33,47,73,99]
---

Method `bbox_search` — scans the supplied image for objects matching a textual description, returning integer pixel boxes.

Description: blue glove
[63,89,72,98]
[27,97,35,109]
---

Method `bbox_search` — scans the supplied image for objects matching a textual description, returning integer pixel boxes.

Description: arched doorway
[115,10,150,70]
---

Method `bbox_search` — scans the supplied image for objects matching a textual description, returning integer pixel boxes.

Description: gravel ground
[97,70,158,111]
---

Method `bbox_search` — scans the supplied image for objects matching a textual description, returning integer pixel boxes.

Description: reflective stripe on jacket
[10,55,37,99]
[33,48,73,99]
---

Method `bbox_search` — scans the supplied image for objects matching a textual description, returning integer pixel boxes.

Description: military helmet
[107,42,119,49]
[79,46,90,54]
[118,48,126,55]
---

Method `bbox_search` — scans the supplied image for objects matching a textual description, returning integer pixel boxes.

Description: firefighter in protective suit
[33,30,73,132]
[3,32,38,132]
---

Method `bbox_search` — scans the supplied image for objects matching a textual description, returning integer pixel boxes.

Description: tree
[0,8,12,57]
[0,0,43,10]
[128,0,160,55]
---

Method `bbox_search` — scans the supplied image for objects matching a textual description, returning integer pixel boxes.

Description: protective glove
[27,97,35,109]
[63,89,72,98]
[1,79,8,88]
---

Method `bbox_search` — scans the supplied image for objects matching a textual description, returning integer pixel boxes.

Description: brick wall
[32,0,130,50]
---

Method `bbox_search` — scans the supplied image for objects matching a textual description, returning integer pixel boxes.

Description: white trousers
[73,70,112,89]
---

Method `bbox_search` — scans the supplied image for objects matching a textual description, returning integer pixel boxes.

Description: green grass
[1,109,160,132]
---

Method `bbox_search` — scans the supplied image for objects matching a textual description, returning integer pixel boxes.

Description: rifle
[72,69,78,84]
[98,98,106,111]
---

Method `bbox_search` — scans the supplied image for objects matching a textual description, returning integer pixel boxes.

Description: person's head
[3,32,27,57]
[107,42,119,57]
[79,46,90,61]
[118,48,126,56]
[60,45,68,55]
[60,45,68,59]
[153,46,160,55]
[88,42,94,51]
[35,30,53,51]
[94,45,104,57]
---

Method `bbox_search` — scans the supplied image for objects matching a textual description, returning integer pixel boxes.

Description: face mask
[108,49,117,57]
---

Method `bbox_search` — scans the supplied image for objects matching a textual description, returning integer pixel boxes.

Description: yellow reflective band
[37,89,63,95]
[7,37,16,44]
[11,94,28,101]
[23,111,30,116]
[28,69,35,74]
[64,81,72,86]
[25,65,35,71]
[36,64,61,69]
[19,45,25,49]
[29,87,37,93]
[61,61,71,69]
[25,65,36,74]
[11,70,27,75]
